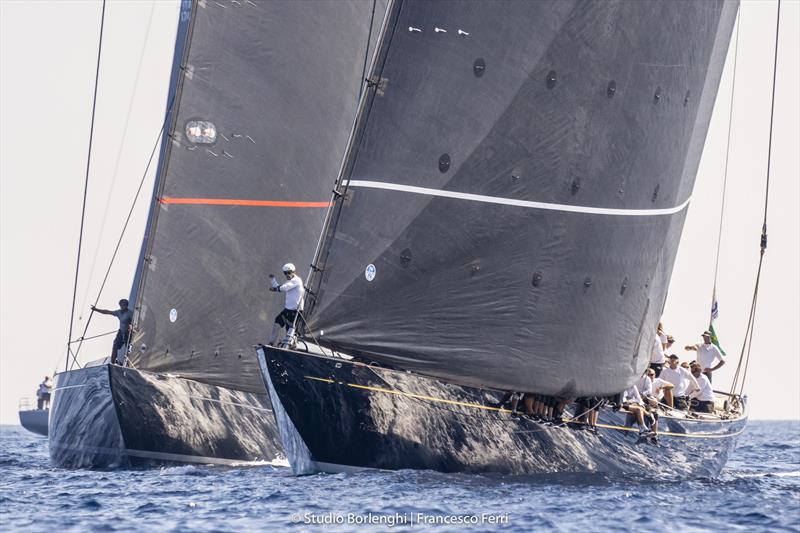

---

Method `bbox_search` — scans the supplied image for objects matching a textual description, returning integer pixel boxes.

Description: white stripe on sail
[343,180,691,217]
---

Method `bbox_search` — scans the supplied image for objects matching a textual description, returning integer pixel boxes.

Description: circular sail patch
[365,264,376,282]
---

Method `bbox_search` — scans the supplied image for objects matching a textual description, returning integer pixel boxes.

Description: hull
[260,346,746,477]
[19,409,48,437]
[49,364,282,468]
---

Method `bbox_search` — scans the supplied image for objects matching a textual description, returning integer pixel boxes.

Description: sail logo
[365,264,376,282]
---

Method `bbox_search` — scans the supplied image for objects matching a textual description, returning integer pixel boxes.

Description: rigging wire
[730,0,781,396]
[65,0,107,373]
[710,12,741,324]
[68,330,117,345]
[72,92,178,364]
[77,0,158,323]
[357,0,378,101]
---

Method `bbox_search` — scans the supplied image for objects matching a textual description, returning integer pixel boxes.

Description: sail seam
[344,180,691,216]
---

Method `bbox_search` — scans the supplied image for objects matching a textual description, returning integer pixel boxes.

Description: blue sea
[1,421,798,532]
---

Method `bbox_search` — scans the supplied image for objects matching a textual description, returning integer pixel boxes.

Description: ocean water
[0,421,798,532]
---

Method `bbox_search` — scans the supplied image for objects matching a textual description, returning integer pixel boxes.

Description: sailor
[649,328,666,377]
[666,334,676,353]
[620,384,653,435]
[91,299,133,365]
[684,331,725,382]
[689,362,715,413]
[659,354,699,410]
[657,321,668,348]
[267,263,304,346]
[637,368,674,407]
[36,376,53,410]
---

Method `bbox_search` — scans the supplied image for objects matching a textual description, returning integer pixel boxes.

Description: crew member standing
[91,299,133,365]
[649,327,666,377]
[37,376,53,410]
[685,330,725,382]
[267,263,304,347]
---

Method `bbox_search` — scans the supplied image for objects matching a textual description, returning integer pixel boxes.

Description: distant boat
[18,399,48,437]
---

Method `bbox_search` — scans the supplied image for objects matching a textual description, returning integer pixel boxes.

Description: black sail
[128,0,388,393]
[307,0,739,396]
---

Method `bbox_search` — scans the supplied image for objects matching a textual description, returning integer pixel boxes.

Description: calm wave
[1,421,798,531]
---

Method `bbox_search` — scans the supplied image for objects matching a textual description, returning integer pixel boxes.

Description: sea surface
[1,421,798,532]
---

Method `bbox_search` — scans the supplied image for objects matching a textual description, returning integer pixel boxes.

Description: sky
[1,0,798,424]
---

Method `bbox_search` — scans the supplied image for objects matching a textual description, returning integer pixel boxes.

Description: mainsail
[306,0,739,396]
[128,0,388,393]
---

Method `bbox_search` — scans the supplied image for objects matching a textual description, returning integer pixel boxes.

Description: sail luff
[305,0,403,316]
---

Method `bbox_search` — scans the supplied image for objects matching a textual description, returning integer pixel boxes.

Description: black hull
[260,346,746,477]
[19,409,48,437]
[49,364,282,468]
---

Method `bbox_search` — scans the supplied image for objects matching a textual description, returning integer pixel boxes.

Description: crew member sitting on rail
[689,362,716,413]
[575,397,602,433]
[91,299,133,365]
[637,368,675,408]
[685,331,725,383]
[620,384,654,436]
[267,263,304,347]
[659,354,699,410]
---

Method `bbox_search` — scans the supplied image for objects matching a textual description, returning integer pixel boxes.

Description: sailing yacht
[49,0,387,468]
[257,0,748,476]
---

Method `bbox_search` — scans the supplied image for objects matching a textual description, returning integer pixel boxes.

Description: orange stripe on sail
[159,197,332,208]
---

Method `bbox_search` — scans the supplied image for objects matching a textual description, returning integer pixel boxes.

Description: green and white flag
[709,292,727,356]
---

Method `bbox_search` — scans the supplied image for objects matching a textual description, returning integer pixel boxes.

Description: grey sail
[128,0,387,393]
[306,0,739,397]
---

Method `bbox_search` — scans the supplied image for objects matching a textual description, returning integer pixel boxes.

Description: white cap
[282,263,296,273]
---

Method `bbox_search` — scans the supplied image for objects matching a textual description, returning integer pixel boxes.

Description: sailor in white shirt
[621,384,655,435]
[659,354,699,410]
[685,331,725,383]
[689,362,716,413]
[649,331,666,377]
[267,263,305,346]
[36,376,53,410]
[637,368,675,406]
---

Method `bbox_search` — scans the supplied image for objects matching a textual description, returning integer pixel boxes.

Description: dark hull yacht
[51,363,280,468]
[260,347,746,476]
[50,0,388,468]
[257,0,746,476]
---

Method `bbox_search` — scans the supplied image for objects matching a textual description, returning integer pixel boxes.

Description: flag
[709,324,727,356]
[709,290,726,355]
